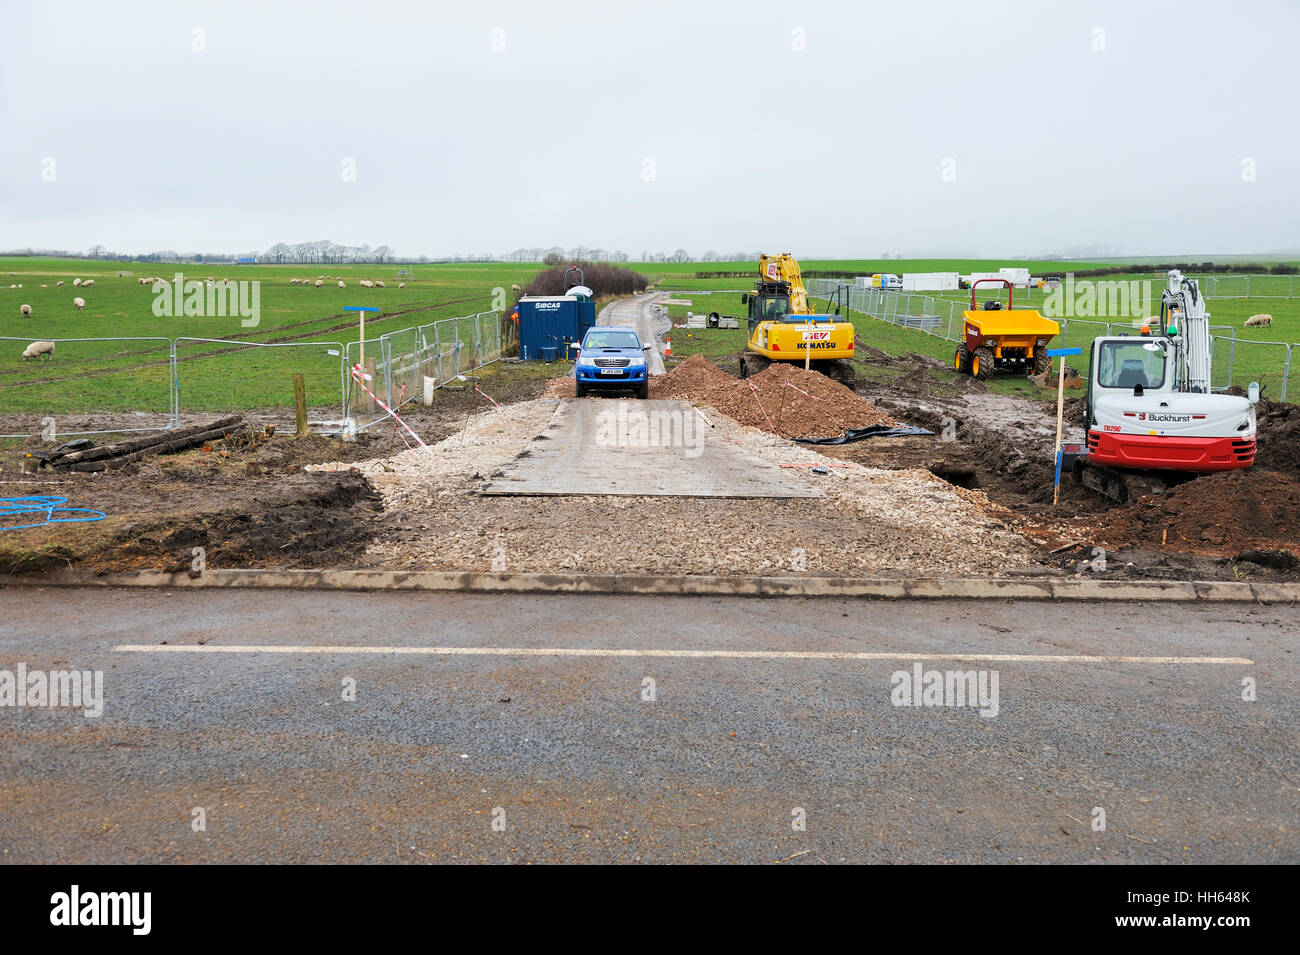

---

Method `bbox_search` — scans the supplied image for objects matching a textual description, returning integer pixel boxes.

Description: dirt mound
[1104,468,1300,555]
[651,355,895,439]
[1253,398,1300,477]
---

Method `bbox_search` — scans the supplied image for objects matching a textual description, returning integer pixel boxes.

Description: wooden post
[365,357,378,413]
[293,373,307,436]
[1052,358,1066,505]
[1049,346,1082,505]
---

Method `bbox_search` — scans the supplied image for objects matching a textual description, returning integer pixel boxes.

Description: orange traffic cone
[664,337,671,357]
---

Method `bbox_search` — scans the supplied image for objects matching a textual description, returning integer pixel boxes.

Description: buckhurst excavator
[738,253,856,381]
[1071,269,1259,502]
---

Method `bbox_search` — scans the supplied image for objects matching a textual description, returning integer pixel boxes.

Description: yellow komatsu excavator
[738,253,856,381]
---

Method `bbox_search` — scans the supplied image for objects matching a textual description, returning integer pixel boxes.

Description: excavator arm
[758,253,811,314]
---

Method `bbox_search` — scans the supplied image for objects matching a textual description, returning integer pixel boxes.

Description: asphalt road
[0,587,1294,864]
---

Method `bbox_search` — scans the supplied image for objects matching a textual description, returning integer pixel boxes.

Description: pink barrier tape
[783,381,828,401]
[350,364,428,449]
[747,381,778,432]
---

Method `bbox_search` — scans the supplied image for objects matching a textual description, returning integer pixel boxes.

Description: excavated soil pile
[650,355,896,440]
[1104,468,1300,556]
[1253,398,1300,477]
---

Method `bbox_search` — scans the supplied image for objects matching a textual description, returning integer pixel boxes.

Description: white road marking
[113,645,1253,665]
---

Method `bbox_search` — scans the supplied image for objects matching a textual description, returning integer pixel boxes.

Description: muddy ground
[0,367,552,575]
[1,348,1295,581]
[816,348,1298,582]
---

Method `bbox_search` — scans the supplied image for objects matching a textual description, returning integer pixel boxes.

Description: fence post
[384,337,393,409]
[1283,345,1291,403]
[293,374,307,435]
[169,339,179,428]
[434,324,443,384]
[339,349,348,423]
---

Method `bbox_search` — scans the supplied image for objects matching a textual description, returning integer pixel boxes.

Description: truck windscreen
[584,331,640,349]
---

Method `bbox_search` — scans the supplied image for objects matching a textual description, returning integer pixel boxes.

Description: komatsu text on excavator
[1073,269,1259,502]
[738,253,856,381]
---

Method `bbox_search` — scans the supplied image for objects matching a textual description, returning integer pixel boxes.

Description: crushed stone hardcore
[314,396,1038,578]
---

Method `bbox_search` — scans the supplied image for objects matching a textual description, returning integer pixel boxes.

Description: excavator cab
[742,281,794,332]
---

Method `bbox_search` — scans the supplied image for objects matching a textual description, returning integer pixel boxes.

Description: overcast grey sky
[2,0,1297,259]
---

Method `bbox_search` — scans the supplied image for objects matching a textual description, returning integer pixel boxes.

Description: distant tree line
[0,243,750,265]
[1060,262,1299,277]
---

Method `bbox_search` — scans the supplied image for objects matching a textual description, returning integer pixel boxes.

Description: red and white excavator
[1073,269,1259,502]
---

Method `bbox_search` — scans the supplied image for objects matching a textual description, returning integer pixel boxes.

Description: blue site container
[516,296,596,361]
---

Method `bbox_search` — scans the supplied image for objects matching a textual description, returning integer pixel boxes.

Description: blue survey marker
[344,306,379,312]
[1046,347,1082,357]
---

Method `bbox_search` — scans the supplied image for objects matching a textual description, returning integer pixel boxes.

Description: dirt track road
[598,292,667,375]
[1,587,1293,864]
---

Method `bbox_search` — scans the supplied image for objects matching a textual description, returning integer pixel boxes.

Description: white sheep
[315,279,324,287]
[20,304,32,317]
[375,280,385,288]
[56,280,65,287]
[1244,313,1273,328]
[398,282,406,288]
[337,279,346,288]
[289,278,301,285]
[72,278,82,286]
[359,279,374,288]
[40,284,47,288]
[73,296,86,310]
[22,340,55,360]
[81,279,94,287]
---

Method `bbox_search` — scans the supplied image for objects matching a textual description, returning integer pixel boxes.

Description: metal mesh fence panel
[1211,338,1292,401]
[175,338,346,421]
[0,335,175,438]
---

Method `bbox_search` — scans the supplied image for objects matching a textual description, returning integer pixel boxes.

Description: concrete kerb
[2,569,1297,603]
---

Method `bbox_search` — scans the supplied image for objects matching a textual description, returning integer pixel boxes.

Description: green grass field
[3,256,1296,422]
[0,257,542,417]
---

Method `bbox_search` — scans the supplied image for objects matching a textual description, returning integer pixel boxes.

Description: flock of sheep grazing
[288,276,406,289]
[9,272,415,360]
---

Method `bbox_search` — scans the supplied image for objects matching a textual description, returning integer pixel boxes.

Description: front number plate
[600,367,623,375]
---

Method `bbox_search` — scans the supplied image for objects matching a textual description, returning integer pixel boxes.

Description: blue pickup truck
[574,325,652,399]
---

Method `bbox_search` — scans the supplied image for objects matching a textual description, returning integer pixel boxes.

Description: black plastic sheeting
[795,424,933,446]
